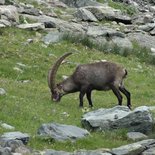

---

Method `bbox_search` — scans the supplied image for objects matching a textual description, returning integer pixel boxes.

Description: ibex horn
[48,52,72,91]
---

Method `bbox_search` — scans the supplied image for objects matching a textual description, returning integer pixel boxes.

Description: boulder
[37,122,90,142]
[0,147,11,155]
[0,5,19,25]
[86,5,132,24]
[59,0,103,8]
[74,8,98,22]
[86,25,132,50]
[0,131,30,145]
[81,106,154,134]
[22,14,85,33]
[111,143,145,155]
[43,149,71,155]
[86,25,125,38]
[127,132,148,141]
[128,32,155,49]
[0,19,11,26]
[17,23,45,30]
[42,31,64,44]
[0,0,5,5]
[142,147,155,155]
[44,149,112,155]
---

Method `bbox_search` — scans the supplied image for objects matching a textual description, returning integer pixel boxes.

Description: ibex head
[48,52,72,102]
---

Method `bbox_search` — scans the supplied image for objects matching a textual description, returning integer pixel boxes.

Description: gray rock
[86,25,125,38]
[0,23,5,27]
[42,31,63,44]
[87,5,132,24]
[44,149,112,155]
[74,149,112,155]
[59,0,103,8]
[37,122,90,142]
[127,132,148,141]
[142,147,155,155]
[135,139,155,148]
[0,0,5,5]
[20,7,40,16]
[150,27,155,35]
[17,23,45,30]
[0,131,30,145]
[128,32,155,49]
[138,23,155,32]
[0,147,11,155]
[74,8,98,22]
[111,143,145,155]
[0,5,19,25]
[111,36,133,50]
[0,19,11,26]
[1,123,15,130]
[44,149,71,155]
[132,13,154,25]
[22,14,85,33]
[81,106,153,134]
[1,139,24,152]
[0,88,6,95]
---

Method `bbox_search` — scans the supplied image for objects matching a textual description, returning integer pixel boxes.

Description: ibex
[48,52,131,109]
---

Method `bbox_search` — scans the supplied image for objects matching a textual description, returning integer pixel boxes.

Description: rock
[1,123,15,130]
[135,139,155,148]
[0,131,30,145]
[142,147,155,155]
[128,32,155,49]
[150,27,155,35]
[87,5,132,24]
[59,0,103,8]
[37,122,90,142]
[0,139,24,152]
[81,106,153,134]
[18,4,40,16]
[127,132,148,141]
[14,145,32,154]
[22,14,85,33]
[0,5,19,25]
[0,19,11,26]
[44,149,112,155]
[86,25,125,38]
[0,0,5,5]
[74,149,112,155]
[0,147,11,155]
[43,149,71,155]
[0,88,6,95]
[17,23,45,30]
[42,31,63,44]
[111,143,145,155]
[74,8,98,22]
[138,23,155,32]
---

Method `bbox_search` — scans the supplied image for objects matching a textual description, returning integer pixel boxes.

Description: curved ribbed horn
[48,52,72,91]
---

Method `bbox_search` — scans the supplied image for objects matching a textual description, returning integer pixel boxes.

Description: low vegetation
[0,27,155,151]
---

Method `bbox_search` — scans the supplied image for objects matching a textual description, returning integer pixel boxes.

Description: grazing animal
[48,52,131,109]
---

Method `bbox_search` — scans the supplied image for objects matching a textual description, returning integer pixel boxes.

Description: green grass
[0,27,155,151]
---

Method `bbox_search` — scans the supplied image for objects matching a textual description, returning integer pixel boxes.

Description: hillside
[0,0,155,154]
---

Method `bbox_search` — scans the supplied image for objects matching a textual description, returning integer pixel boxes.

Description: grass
[0,27,155,151]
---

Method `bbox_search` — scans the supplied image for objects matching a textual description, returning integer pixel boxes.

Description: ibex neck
[62,76,79,93]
